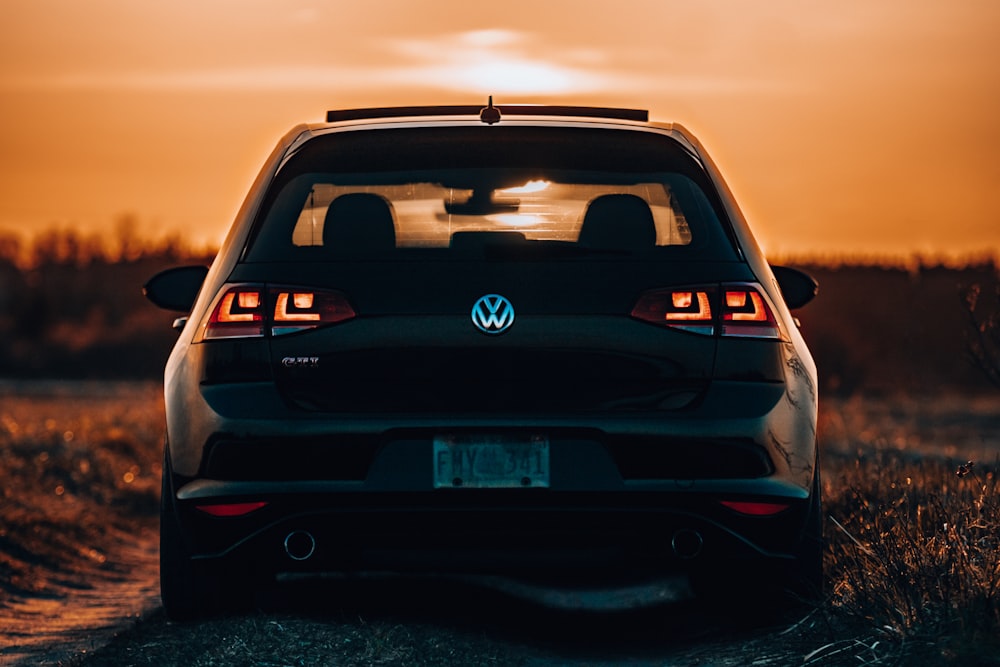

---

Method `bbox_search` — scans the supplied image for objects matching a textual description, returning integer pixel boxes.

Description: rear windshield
[246,126,739,261]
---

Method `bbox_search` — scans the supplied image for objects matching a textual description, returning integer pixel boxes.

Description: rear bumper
[164,374,817,580]
[171,485,811,580]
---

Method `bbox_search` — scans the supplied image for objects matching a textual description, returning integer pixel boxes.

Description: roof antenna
[479,96,502,125]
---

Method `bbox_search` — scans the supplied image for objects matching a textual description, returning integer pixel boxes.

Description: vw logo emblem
[471,294,515,335]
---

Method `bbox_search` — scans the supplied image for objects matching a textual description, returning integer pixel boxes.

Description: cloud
[1,67,395,92]
[383,30,616,95]
[0,29,785,98]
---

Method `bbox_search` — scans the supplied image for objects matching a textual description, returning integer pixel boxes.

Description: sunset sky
[2,0,999,260]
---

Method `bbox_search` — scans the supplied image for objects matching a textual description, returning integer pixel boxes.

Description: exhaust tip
[284,530,316,561]
[671,529,703,560]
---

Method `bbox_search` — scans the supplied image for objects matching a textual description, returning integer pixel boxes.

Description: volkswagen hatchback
[145,102,821,620]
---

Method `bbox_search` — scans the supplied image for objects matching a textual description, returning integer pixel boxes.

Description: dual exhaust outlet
[283,530,316,561]
[283,528,703,562]
[671,528,704,560]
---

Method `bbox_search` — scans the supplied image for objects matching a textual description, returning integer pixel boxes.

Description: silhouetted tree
[0,232,21,266]
[964,281,1000,390]
[114,213,144,262]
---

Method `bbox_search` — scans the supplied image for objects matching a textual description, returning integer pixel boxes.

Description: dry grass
[0,382,163,601]
[3,385,1000,665]
[818,398,1000,663]
[825,454,999,641]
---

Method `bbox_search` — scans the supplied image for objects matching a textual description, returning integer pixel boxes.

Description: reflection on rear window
[246,127,738,261]
[287,177,693,248]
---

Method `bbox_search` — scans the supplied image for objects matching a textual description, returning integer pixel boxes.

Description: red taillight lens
[195,501,268,517]
[631,288,715,335]
[201,285,266,340]
[720,285,780,339]
[631,283,783,339]
[196,284,355,341]
[271,288,355,336]
[719,500,790,516]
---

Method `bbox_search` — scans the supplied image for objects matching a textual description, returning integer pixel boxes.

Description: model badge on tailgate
[281,356,319,368]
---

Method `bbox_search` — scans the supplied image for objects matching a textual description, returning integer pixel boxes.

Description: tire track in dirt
[1,525,160,666]
[0,382,165,666]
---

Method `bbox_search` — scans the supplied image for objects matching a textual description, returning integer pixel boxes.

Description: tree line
[0,216,215,270]
[1,226,998,392]
[0,225,215,379]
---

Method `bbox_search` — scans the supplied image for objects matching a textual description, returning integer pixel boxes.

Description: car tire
[790,461,824,601]
[160,450,212,621]
[160,448,256,620]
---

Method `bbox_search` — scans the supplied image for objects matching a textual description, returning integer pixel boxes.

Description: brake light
[271,289,355,335]
[630,288,714,335]
[719,500,790,516]
[202,286,266,339]
[196,284,355,341]
[195,501,268,517]
[631,283,782,339]
[276,293,319,321]
[721,286,781,338]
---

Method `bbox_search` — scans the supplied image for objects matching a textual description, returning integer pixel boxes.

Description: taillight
[631,283,782,339]
[721,286,781,339]
[271,289,355,336]
[195,501,268,517]
[196,284,355,341]
[719,500,790,516]
[631,288,714,335]
[201,286,266,340]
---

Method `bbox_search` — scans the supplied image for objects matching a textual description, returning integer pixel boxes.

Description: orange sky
[2,0,999,260]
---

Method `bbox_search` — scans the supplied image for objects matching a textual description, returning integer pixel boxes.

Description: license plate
[433,434,550,489]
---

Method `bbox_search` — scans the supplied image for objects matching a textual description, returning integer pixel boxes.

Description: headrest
[322,193,396,252]
[578,194,656,251]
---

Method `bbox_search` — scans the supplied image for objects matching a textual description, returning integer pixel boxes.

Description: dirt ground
[1,382,998,666]
[54,578,881,667]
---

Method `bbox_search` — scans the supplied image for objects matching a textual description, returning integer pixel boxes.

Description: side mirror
[143,265,209,312]
[770,265,818,310]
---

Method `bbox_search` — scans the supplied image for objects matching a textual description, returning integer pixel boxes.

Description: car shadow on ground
[254,573,797,663]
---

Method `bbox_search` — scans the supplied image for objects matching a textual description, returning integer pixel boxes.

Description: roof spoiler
[326,104,649,124]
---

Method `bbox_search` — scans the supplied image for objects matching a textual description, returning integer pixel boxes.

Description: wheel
[159,449,213,621]
[159,448,256,620]
[789,461,824,600]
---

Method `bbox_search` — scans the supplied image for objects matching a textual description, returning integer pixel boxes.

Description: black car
[145,102,821,620]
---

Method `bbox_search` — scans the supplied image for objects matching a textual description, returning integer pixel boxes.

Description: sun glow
[487,214,545,227]
[501,180,550,195]
[449,61,579,95]
[390,30,609,95]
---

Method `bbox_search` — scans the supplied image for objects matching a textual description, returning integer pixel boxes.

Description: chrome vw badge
[471,294,515,334]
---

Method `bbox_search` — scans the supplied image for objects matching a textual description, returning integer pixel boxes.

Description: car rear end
[151,105,819,618]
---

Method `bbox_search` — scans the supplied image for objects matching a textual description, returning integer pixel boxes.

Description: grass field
[1,383,998,665]
[819,433,1000,661]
